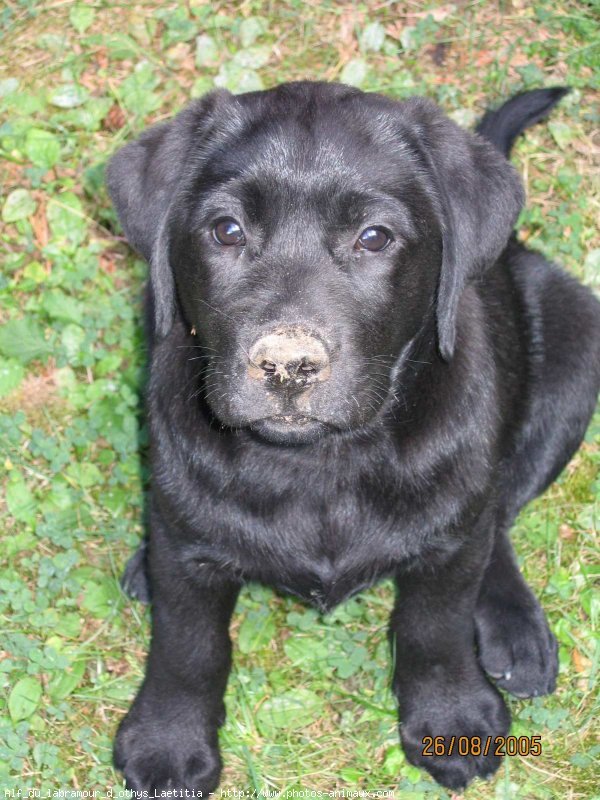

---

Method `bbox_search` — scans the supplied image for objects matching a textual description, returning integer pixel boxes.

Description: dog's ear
[402,98,525,361]
[106,90,236,336]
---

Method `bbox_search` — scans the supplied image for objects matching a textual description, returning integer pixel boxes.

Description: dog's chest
[253,492,395,609]
[190,464,432,611]
[163,425,469,610]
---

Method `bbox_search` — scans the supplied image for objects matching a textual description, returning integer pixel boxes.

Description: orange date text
[421,735,542,757]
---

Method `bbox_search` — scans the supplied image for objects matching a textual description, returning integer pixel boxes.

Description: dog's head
[107,82,523,445]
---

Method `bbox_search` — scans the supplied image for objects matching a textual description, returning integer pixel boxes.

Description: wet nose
[248,329,330,385]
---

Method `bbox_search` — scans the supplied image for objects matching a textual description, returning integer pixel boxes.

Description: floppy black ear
[105,90,235,336]
[402,98,525,361]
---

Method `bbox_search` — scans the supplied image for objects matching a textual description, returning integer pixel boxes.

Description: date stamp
[422,735,542,758]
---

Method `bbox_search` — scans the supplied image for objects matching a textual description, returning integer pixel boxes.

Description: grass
[0,1,599,797]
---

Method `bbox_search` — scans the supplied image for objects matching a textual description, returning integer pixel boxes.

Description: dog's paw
[121,543,151,603]
[114,702,221,794]
[475,597,558,698]
[398,672,510,790]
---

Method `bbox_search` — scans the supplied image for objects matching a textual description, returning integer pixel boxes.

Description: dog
[106,82,600,793]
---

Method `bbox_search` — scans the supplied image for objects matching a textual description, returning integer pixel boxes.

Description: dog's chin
[249,416,334,446]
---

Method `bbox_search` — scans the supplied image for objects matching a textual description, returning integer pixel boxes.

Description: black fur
[106,83,600,792]
[476,86,570,156]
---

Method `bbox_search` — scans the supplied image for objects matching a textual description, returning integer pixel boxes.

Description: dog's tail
[476,87,570,158]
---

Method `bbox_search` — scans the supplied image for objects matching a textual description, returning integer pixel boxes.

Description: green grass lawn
[1,1,598,797]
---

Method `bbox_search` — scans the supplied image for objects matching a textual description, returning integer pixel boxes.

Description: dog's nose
[248,329,330,385]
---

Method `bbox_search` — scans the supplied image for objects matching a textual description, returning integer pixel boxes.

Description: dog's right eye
[213,219,246,246]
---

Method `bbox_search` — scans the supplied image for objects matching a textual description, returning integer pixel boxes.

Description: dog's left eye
[213,219,246,246]
[354,226,392,252]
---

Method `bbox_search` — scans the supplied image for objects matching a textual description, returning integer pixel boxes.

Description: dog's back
[474,88,600,516]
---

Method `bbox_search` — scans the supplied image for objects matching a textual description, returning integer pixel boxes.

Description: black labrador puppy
[106,83,600,793]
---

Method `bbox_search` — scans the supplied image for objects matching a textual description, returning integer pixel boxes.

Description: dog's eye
[213,219,245,246]
[355,227,391,252]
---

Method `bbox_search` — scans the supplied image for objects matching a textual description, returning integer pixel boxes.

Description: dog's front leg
[114,515,240,794]
[391,532,509,791]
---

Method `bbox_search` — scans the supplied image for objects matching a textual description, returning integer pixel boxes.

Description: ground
[0,1,598,798]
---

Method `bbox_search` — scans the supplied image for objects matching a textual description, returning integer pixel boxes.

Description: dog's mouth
[249,415,335,445]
